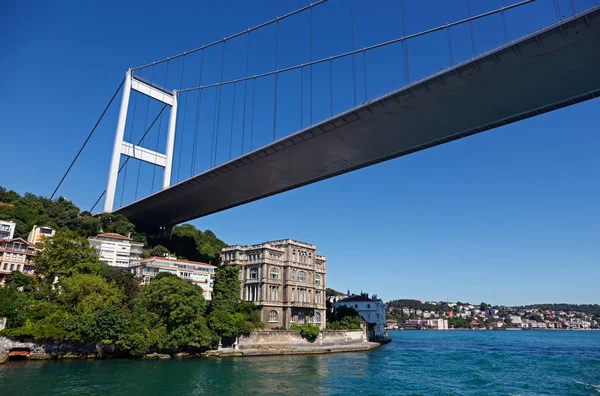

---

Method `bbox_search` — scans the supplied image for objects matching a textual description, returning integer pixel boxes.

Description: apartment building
[0,220,16,240]
[221,239,327,329]
[88,233,144,268]
[0,237,36,283]
[130,256,216,301]
[27,225,56,248]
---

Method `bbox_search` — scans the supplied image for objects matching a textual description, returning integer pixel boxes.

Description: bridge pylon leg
[103,70,132,212]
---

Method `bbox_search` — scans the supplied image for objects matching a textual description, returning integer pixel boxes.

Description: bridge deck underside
[117,8,600,230]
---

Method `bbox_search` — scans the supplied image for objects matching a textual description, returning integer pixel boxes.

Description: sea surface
[1,330,599,395]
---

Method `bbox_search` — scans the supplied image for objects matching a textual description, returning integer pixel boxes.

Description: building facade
[130,257,216,301]
[88,233,144,268]
[0,220,16,240]
[27,225,56,248]
[221,239,327,329]
[0,238,36,283]
[334,294,386,339]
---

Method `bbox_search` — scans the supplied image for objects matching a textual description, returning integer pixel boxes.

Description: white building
[427,318,449,330]
[130,256,216,301]
[509,315,523,328]
[0,220,16,240]
[88,233,144,268]
[334,293,386,339]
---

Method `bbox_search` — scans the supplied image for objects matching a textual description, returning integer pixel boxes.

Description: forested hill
[0,186,226,264]
[513,304,600,316]
[387,299,446,311]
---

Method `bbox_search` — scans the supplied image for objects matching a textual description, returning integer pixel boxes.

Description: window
[298,289,306,303]
[270,286,278,301]
[315,291,320,304]
[315,275,321,286]
[316,312,322,323]
[269,267,279,279]
[249,268,258,279]
[292,269,296,281]
[298,311,306,323]
[355,304,358,309]
[268,310,278,323]
[367,304,371,309]
[298,271,306,282]
[2,264,7,270]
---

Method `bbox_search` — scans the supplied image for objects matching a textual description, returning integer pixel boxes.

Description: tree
[149,245,171,257]
[480,302,490,311]
[0,286,31,328]
[34,230,103,278]
[326,288,344,297]
[6,271,38,292]
[59,274,125,315]
[137,273,211,349]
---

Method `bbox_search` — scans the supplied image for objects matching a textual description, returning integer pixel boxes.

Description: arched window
[269,266,279,279]
[316,312,322,323]
[292,269,296,281]
[315,275,321,286]
[249,268,258,279]
[298,271,306,282]
[268,310,278,323]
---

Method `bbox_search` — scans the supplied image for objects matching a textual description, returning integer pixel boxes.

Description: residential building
[130,256,216,301]
[27,225,56,248]
[0,238,36,283]
[334,293,386,339]
[385,319,399,330]
[509,315,523,328]
[222,239,326,329]
[427,318,449,330]
[0,220,16,240]
[88,233,144,268]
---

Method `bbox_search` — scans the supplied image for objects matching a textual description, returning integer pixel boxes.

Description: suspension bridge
[51,0,600,233]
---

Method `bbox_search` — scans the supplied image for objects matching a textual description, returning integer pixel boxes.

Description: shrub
[290,324,320,342]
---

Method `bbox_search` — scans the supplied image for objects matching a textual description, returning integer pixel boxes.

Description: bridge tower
[103,70,178,212]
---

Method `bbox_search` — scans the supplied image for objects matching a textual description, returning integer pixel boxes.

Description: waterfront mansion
[221,239,327,329]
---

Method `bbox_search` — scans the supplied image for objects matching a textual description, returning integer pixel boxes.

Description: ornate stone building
[221,239,326,329]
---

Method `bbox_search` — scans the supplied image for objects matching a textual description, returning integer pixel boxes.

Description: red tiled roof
[96,233,132,241]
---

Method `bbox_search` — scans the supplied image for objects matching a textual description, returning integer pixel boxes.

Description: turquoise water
[1,331,599,395]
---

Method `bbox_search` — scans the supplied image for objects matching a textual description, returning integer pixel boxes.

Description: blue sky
[1,0,599,305]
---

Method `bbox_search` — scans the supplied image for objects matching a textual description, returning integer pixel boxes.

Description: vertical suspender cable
[151,60,169,192]
[229,82,237,159]
[553,0,562,19]
[400,0,410,85]
[329,57,333,116]
[466,0,477,56]
[500,7,509,42]
[250,77,256,150]
[212,42,226,168]
[241,31,250,155]
[300,64,304,129]
[309,6,313,125]
[191,51,205,175]
[176,56,188,181]
[362,49,368,102]
[273,18,279,141]
[349,0,357,107]
[446,25,454,66]
[569,0,575,14]
[134,65,154,200]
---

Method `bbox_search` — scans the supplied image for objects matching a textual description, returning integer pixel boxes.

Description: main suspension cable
[50,78,124,199]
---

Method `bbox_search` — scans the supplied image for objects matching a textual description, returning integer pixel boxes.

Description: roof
[95,233,132,241]
[339,295,375,303]
[142,256,216,268]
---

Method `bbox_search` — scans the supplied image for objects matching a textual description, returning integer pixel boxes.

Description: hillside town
[385,300,600,330]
